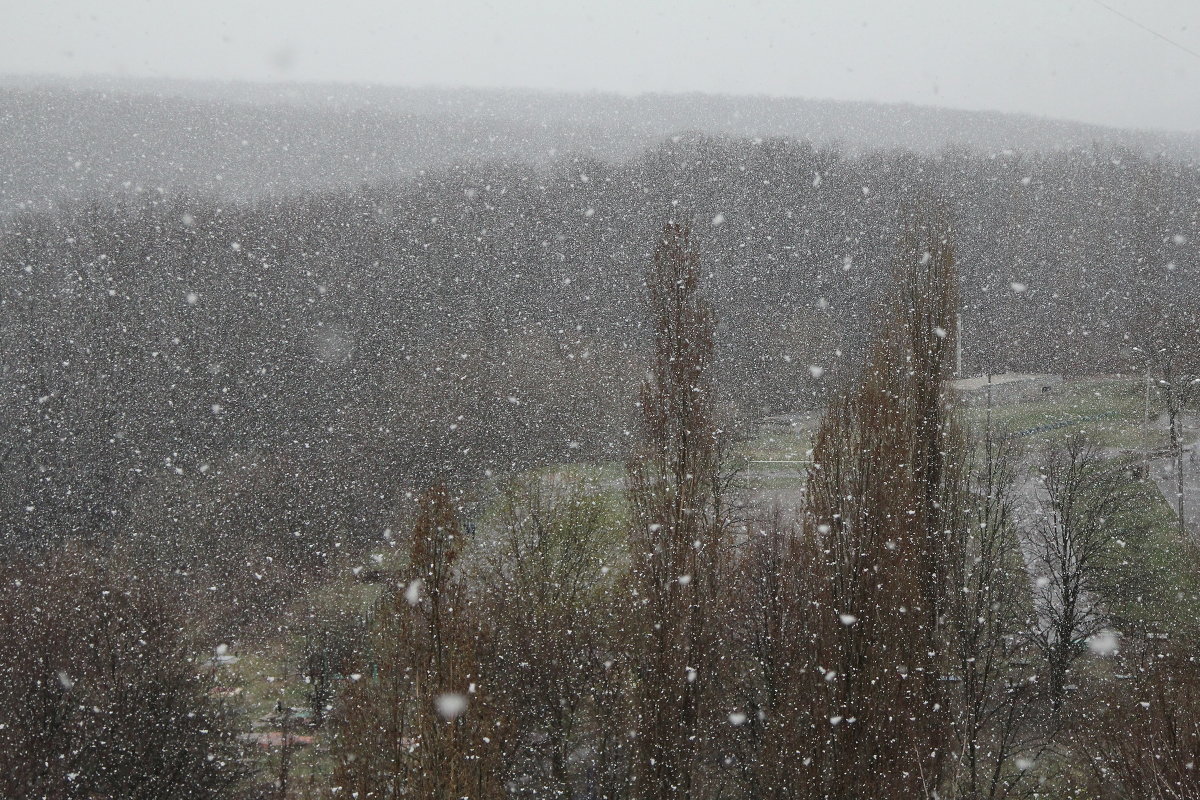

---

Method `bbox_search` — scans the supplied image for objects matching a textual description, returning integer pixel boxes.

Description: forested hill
[2,134,1197,570]
[3,75,1199,212]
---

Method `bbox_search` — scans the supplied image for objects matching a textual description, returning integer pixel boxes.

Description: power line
[1088,0,1200,62]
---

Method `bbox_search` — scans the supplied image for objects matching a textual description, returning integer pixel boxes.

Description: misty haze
[2,1,1199,798]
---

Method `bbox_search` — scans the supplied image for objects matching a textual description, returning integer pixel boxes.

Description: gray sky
[3,0,1198,131]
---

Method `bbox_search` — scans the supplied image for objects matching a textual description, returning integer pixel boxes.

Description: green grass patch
[1096,477,1200,645]
[737,416,815,468]
[967,376,1165,450]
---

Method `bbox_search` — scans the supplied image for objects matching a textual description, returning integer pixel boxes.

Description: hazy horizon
[3,0,1198,133]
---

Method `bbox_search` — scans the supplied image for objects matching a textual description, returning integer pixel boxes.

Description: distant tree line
[7,81,1200,215]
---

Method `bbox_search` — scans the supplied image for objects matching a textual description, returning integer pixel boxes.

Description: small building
[951,372,1062,405]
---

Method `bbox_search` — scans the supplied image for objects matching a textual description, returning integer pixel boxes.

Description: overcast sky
[2,0,1198,132]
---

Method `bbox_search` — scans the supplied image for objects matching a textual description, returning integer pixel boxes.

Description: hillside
[3,74,1198,212]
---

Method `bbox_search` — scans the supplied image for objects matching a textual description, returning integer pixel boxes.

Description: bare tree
[736,506,823,800]
[1080,646,1200,800]
[272,701,296,800]
[1030,435,1137,711]
[1130,304,1200,537]
[300,605,366,727]
[942,433,1043,800]
[0,548,249,800]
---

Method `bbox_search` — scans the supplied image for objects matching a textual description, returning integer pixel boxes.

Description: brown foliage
[1082,648,1200,800]
[0,548,249,800]
[332,483,505,799]
[626,222,731,799]
[782,212,963,798]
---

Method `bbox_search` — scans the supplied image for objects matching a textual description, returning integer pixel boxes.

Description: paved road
[1010,467,1055,637]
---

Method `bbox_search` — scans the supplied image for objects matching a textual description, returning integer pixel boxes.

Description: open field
[966,374,1180,450]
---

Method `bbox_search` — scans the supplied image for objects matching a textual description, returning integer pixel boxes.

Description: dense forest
[3,136,1197,549]
[3,79,1200,800]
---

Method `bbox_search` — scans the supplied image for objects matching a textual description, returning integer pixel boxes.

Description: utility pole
[956,312,963,378]
[986,372,993,433]
[1144,366,1152,478]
